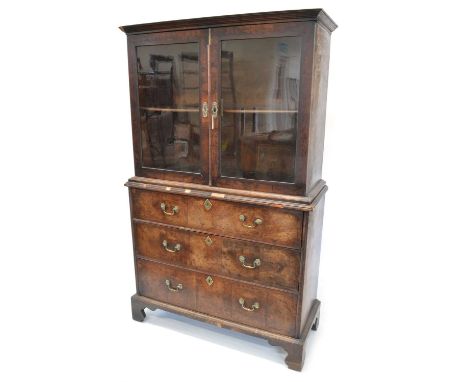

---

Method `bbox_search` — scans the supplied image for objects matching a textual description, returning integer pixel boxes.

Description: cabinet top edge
[119,9,338,35]
[124,177,327,211]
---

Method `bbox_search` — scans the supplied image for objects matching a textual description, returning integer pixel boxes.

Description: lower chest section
[129,187,304,337]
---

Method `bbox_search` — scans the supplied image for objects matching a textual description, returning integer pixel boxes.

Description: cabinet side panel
[126,36,142,174]
[306,24,331,193]
[300,196,325,332]
[128,188,140,295]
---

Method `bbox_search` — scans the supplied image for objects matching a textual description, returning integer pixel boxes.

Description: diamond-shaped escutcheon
[204,199,212,211]
[205,275,214,286]
[205,236,213,246]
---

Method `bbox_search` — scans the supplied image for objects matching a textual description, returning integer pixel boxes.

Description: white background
[1,0,467,381]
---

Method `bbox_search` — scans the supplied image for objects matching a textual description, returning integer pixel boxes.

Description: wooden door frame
[127,29,210,184]
[209,22,314,195]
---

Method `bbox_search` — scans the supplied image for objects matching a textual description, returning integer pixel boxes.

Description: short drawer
[134,221,300,290]
[137,259,196,311]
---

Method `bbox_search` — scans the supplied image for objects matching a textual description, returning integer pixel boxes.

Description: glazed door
[127,30,209,183]
[210,23,313,194]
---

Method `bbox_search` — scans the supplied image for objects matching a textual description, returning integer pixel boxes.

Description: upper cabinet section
[122,10,336,196]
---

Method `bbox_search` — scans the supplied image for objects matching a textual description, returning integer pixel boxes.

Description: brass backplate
[205,275,214,286]
[204,199,212,211]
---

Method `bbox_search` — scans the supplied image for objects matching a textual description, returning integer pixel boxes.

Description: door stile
[198,29,210,184]
[208,28,221,184]
[207,28,212,185]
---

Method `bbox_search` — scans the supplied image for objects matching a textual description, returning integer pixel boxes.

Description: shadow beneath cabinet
[142,308,304,365]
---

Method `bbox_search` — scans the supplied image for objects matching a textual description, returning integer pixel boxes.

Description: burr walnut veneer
[121,9,336,371]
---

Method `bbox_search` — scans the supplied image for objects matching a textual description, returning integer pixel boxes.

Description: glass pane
[137,43,200,173]
[220,37,301,183]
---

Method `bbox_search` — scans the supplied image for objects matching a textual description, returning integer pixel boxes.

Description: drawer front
[188,197,303,248]
[195,274,297,336]
[135,221,300,290]
[231,282,297,337]
[131,188,303,248]
[131,188,188,226]
[134,222,190,267]
[137,259,196,310]
[136,260,297,336]
[191,232,300,290]
[221,239,299,290]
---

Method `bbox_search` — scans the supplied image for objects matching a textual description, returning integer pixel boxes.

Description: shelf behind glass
[223,109,297,114]
[140,106,199,112]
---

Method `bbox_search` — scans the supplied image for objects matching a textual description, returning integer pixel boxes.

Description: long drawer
[130,188,303,248]
[134,221,300,290]
[137,259,297,337]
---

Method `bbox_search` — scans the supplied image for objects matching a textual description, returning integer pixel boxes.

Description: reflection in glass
[137,43,200,173]
[220,37,301,183]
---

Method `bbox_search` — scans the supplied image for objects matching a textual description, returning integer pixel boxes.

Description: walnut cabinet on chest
[121,9,337,371]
